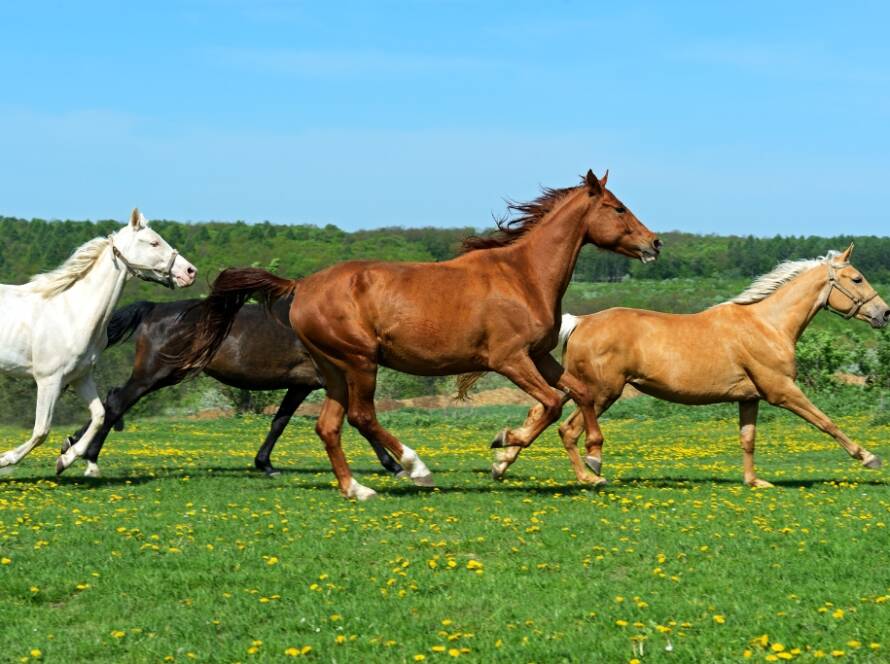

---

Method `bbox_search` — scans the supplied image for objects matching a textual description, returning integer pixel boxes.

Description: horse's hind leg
[0,377,62,469]
[310,361,377,500]
[344,365,434,487]
[254,387,307,476]
[56,374,104,474]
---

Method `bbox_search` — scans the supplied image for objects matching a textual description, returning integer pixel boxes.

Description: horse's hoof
[746,478,774,488]
[491,462,507,481]
[394,470,409,479]
[862,453,882,469]
[346,480,377,501]
[55,456,69,475]
[490,429,508,449]
[411,473,435,487]
[584,456,602,475]
[84,462,102,478]
[60,436,74,454]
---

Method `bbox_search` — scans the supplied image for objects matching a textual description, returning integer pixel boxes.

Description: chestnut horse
[182,171,660,498]
[529,245,887,487]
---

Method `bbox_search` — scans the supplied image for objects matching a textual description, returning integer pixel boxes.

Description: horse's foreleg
[254,387,308,476]
[738,401,772,487]
[556,406,606,484]
[56,374,104,475]
[345,366,433,487]
[768,381,881,469]
[489,354,568,478]
[0,378,62,469]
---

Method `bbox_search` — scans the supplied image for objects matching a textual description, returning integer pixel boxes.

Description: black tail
[175,268,300,370]
[106,301,155,347]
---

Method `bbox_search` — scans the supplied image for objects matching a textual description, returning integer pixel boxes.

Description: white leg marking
[346,478,377,501]
[399,445,435,487]
[84,461,102,478]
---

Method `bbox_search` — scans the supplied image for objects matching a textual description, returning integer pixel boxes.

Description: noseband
[823,262,878,319]
[108,234,178,289]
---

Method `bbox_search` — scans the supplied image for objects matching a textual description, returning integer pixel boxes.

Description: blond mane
[730,252,839,305]
[26,237,111,298]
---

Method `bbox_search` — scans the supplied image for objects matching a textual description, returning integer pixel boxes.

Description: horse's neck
[61,247,129,346]
[509,193,588,311]
[750,267,827,342]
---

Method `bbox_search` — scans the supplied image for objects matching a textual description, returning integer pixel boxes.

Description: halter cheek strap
[823,262,878,319]
[108,234,179,289]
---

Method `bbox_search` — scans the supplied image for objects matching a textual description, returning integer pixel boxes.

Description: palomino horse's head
[825,244,890,328]
[581,169,661,263]
[112,209,197,288]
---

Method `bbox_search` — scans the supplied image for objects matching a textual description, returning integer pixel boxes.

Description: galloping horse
[527,245,887,487]
[0,210,197,472]
[59,298,402,478]
[181,171,661,498]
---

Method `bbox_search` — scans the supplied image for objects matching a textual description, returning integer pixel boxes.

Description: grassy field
[1,405,889,663]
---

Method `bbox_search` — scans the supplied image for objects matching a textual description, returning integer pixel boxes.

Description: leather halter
[823,262,877,319]
[108,234,179,289]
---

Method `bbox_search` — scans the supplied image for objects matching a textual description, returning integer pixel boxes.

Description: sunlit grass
[1,408,889,662]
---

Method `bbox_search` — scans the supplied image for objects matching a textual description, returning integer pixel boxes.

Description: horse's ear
[599,169,609,187]
[585,169,603,197]
[839,242,855,262]
[130,208,144,229]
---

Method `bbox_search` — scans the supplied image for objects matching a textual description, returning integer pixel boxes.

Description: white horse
[0,209,197,476]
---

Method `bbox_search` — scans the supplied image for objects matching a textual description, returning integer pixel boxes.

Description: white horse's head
[112,209,197,288]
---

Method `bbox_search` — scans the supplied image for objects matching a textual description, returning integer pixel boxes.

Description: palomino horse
[59,297,402,478]
[526,245,887,487]
[182,170,661,499]
[0,210,197,473]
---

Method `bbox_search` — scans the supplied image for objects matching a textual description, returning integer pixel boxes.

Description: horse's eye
[852,275,863,284]
[150,241,160,248]
[615,206,626,214]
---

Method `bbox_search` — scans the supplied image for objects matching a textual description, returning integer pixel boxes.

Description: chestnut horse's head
[826,244,890,328]
[580,169,661,263]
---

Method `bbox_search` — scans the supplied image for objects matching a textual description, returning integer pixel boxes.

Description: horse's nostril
[187,266,196,276]
[653,238,663,250]
[884,309,890,321]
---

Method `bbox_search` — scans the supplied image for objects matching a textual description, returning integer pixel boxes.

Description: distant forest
[2,215,890,297]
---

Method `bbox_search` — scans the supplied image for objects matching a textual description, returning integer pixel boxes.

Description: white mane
[731,251,840,305]
[26,236,111,298]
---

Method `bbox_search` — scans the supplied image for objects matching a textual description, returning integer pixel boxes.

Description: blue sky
[0,1,888,235]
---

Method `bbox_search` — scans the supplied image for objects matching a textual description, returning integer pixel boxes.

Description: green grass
[1,407,889,663]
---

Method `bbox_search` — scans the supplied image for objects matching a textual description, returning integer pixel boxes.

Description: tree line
[3,216,890,295]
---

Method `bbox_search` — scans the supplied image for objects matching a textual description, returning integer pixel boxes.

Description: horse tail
[106,301,155,347]
[456,372,487,401]
[177,268,299,370]
[558,313,581,347]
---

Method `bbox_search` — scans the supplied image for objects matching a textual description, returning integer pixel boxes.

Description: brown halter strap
[823,262,878,319]
[108,234,178,289]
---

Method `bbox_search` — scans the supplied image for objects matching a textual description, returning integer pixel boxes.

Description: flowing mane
[26,237,111,298]
[460,183,581,253]
[730,252,840,305]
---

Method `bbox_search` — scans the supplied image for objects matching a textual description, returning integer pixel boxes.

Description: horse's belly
[630,369,759,404]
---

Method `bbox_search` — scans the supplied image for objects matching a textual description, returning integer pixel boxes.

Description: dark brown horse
[58,298,402,477]
[183,171,661,499]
